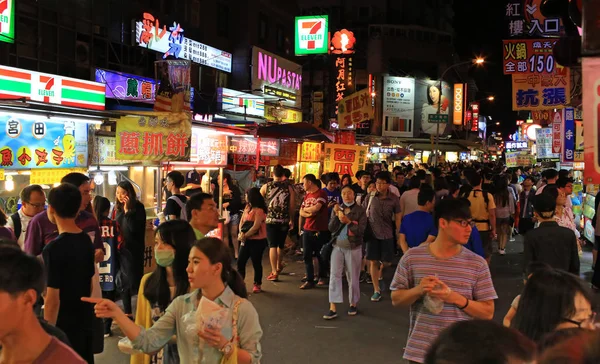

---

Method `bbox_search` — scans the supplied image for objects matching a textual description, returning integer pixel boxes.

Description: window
[217,4,229,37]
[276,24,284,51]
[259,13,268,43]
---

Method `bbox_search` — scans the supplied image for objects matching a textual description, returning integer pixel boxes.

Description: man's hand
[94,249,104,263]
[418,276,438,296]
[338,214,351,224]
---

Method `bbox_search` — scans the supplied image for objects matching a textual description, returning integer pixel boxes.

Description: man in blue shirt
[398,186,437,252]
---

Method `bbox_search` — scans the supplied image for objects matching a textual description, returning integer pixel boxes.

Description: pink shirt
[32,337,86,364]
[243,208,267,240]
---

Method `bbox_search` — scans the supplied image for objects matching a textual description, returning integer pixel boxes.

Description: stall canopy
[256,122,333,142]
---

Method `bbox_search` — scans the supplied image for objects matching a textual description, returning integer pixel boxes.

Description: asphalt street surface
[95,235,596,364]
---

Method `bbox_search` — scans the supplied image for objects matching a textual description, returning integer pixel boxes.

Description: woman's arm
[244,209,265,238]
[236,302,263,364]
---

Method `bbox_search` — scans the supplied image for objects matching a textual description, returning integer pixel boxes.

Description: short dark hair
[425,320,536,364]
[409,176,421,189]
[543,168,558,180]
[185,193,214,222]
[418,186,435,206]
[166,171,185,188]
[20,184,44,203]
[434,198,471,229]
[60,172,90,187]
[283,168,292,179]
[0,246,45,297]
[375,171,391,184]
[534,189,557,218]
[303,174,319,185]
[355,170,366,179]
[416,170,427,180]
[273,165,285,178]
[48,183,82,218]
[326,172,340,184]
[341,184,355,193]
[557,177,574,189]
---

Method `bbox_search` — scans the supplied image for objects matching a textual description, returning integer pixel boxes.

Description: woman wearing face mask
[323,185,367,319]
[83,237,263,364]
[129,220,194,364]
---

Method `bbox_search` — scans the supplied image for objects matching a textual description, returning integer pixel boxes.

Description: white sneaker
[499,249,506,255]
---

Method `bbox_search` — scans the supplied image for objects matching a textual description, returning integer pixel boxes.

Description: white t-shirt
[5,209,34,250]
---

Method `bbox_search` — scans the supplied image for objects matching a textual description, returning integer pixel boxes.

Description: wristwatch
[220,342,233,356]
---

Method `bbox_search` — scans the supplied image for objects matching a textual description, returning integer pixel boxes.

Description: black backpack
[10,213,21,240]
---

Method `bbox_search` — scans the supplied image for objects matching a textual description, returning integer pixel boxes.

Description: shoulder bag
[221,299,243,364]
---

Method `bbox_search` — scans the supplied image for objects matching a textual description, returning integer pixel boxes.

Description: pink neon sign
[257,51,302,91]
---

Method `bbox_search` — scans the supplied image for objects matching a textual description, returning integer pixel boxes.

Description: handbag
[221,299,243,364]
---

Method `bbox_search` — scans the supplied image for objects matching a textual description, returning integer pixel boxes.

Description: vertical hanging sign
[562,107,575,163]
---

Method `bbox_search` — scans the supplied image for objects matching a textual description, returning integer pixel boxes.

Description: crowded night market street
[1,1,600,364]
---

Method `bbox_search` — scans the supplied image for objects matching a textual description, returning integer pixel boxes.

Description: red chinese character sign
[190,131,227,166]
[116,112,192,161]
[583,58,600,184]
[334,56,354,115]
[337,88,373,129]
[229,137,280,157]
[323,144,367,177]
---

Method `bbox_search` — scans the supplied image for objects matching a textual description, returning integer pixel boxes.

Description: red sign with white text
[471,103,480,132]
[551,109,562,155]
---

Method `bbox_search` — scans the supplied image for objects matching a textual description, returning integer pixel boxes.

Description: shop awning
[0,98,120,122]
[256,122,333,142]
[410,142,469,152]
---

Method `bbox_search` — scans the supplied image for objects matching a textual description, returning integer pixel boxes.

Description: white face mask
[343,201,355,207]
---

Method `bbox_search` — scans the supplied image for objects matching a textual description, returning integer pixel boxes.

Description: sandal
[276,262,287,274]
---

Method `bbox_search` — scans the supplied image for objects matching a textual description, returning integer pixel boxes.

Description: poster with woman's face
[415,80,452,136]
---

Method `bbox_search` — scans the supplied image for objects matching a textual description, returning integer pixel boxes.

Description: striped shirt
[390,245,497,363]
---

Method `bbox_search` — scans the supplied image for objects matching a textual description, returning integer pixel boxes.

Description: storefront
[0,65,110,214]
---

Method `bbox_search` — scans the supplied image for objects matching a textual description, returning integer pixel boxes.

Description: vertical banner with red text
[551,109,563,157]
[583,58,600,184]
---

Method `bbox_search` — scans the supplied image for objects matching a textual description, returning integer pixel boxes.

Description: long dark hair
[116,181,138,213]
[341,174,352,187]
[93,196,111,219]
[246,187,267,213]
[494,177,510,207]
[192,237,247,298]
[144,220,195,311]
[511,269,593,342]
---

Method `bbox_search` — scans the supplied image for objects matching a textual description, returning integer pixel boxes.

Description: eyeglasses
[562,312,596,328]
[27,202,46,209]
[451,219,474,228]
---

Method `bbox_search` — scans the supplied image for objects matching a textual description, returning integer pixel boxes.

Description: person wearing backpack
[461,173,497,264]
[6,184,46,250]
[164,171,188,221]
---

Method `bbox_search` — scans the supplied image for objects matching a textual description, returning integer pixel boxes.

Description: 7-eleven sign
[295,15,328,55]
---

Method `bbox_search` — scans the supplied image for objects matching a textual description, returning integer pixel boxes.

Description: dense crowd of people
[0,161,598,364]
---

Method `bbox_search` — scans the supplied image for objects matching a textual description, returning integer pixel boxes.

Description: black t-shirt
[164,194,187,219]
[42,232,95,328]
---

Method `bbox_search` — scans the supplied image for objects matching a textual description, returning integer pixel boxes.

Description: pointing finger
[81,297,103,304]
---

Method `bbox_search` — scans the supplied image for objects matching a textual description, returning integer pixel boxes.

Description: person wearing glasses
[390,198,497,364]
[6,184,46,250]
[511,268,595,343]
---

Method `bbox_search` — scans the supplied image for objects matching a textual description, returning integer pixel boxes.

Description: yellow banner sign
[116,112,192,161]
[337,89,373,128]
[323,143,368,177]
[511,68,571,111]
[300,142,321,162]
[265,105,302,123]
[30,168,88,185]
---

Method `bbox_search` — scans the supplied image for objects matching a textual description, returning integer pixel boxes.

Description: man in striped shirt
[391,198,497,364]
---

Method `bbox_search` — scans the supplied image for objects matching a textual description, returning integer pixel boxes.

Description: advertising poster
[154,60,191,113]
[135,12,232,72]
[91,136,134,165]
[562,107,575,163]
[382,76,415,137]
[116,112,192,161]
[190,131,227,166]
[95,69,157,104]
[511,67,570,111]
[323,144,368,177]
[536,127,559,162]
[583,58,600,184]
[506,151,518,168]
[252,47,302,108]
[265,105,302,124]
[415,80,452,136]
[0,114,88,169]
[337,88,373,129]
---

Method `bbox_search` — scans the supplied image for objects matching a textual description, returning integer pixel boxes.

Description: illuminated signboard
[135,12,232,72]
[264,85,297,101]
[453,83,464,126]
[252,47,302,108]
[0,65,106,110]
[0,0,14,43]
[217,88,264,117]
[190,130,227,166]
[295,15,329,55]
[229,137,280,157]
[95,69,157,104]
[505,141,528,150]
[331,29,356,54]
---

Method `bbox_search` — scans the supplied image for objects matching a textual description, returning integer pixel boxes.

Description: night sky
[454,1,517,138]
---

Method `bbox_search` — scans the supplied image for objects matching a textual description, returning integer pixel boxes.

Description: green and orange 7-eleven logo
[295,15,328,55]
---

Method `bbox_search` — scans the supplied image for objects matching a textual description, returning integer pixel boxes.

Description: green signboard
[428,114,449,124]
[0,0,15,44]
[295,15,328,55]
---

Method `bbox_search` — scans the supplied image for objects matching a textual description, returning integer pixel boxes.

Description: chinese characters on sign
[229,137,280,157]
[382,76,415,137]
[136,12,232,72]
[323,144,367,177]
[337,89,373,129]
[505,1,562,38]
[563,107,575,163]
[505,141,528,150]
[0,114,88,169]
[471,103,480,132]
[95,69,157,104]
[503,39,558,75]
[511,68,570,111]
[190,132,227,166]
[300,142,321,162]
[116,113,192,161]
[334,56,354,108]
[536,127,560,161]
[234,154,270,166]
